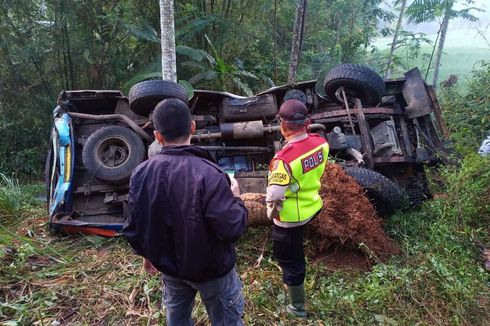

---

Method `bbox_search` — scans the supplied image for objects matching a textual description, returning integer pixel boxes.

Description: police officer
[266,99,329,318]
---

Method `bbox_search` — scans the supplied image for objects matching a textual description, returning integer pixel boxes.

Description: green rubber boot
[285,283,307,318]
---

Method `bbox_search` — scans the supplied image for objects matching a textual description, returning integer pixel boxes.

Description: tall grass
[440,61,490,155]
[383,153,490,324]
[0,173,25,223]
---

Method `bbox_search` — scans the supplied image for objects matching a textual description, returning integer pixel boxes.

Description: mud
[311,245,372,271]
[240,163,399,260]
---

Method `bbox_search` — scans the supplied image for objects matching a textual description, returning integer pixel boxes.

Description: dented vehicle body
[46,65,450,235]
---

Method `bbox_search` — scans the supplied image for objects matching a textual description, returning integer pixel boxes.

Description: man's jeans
[161,268,244,326]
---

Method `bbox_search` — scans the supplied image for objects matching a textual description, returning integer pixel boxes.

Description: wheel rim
[96,137,130,169]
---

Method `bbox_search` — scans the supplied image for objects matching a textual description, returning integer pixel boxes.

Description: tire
[128,80,189,116]
[82,125,145,183]
[343,167,402,216]
[324,64,385,106]
[404,169,432,206]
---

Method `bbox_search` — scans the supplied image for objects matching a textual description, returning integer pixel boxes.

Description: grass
[0,173,44,225]
[406,47,490,84]
[0,154,489,325]
[371,46,490,84]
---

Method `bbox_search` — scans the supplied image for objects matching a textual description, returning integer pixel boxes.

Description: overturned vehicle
[46,64,450,235]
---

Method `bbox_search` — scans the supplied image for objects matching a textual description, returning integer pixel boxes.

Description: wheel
[343,167,402,216]
[128,80,189,116]
[82,125,145,183]
[284,89,307,104]
[324,64,385,106]
[405,168,432,206]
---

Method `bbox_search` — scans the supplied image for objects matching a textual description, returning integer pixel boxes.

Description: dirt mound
[308,163,399,258]
[240,163,399,260]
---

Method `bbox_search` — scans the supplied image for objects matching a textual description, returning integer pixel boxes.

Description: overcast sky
[376,0,490,48]
[406,0,490,31]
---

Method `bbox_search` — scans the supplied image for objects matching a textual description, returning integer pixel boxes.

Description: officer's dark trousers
[272,224,306,286]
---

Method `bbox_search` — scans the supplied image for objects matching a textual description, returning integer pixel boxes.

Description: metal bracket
[338,88,356,135]
[354,98,374,169]
[104,192,129,204]
[82,184,91,196]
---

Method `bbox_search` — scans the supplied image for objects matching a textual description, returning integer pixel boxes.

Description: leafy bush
[440,61,490,155]
[0,174,25,219]
[0,174,43,224]
[383,153,489,324]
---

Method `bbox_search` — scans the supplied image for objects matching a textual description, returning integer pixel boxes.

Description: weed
[0,174,44,226]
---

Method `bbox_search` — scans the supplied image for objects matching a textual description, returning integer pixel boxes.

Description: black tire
[343,167,402,216]
[324,64,385,106]
[128,80,189,116]
[405,169,432,206]
[82,125,145,183]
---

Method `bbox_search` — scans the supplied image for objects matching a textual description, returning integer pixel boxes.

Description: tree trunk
[432,10,450,89]
[385,0,407,78]
[160,0,177,82]
[425,24,441,80]
[335,14,341,45]
[273,0,278,83]
[288,0,307,83]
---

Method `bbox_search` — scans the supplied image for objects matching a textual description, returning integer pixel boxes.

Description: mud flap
[402,68,434,119]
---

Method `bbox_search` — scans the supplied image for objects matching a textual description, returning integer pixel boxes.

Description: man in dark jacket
[123,98,248,326]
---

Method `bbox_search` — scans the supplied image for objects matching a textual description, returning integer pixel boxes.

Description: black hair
[281,121,306,132]
[153,98,192,142]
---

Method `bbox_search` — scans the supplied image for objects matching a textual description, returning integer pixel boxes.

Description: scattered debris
[478,135,490,156]
[1,245,17,264]
[476,241,490,272]
[483,249,490,272]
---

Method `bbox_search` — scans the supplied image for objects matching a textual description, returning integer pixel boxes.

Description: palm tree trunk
[385,0,407,78]
[160,0,177,82]
[288,0,307,83]
[432,10,450,89]
[273,0,278,83]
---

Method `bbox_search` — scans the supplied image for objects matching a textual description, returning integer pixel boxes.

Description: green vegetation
[0,174,43,224]
[439,61,490,154]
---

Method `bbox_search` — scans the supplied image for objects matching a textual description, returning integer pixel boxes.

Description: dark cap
[278,99,308,124]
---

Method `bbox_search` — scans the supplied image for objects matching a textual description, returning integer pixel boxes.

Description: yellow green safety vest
[268,134,329,222]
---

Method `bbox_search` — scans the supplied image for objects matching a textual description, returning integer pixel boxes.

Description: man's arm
[204,174,248,243]
[266,159,291,219]
[122,171,144,256]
